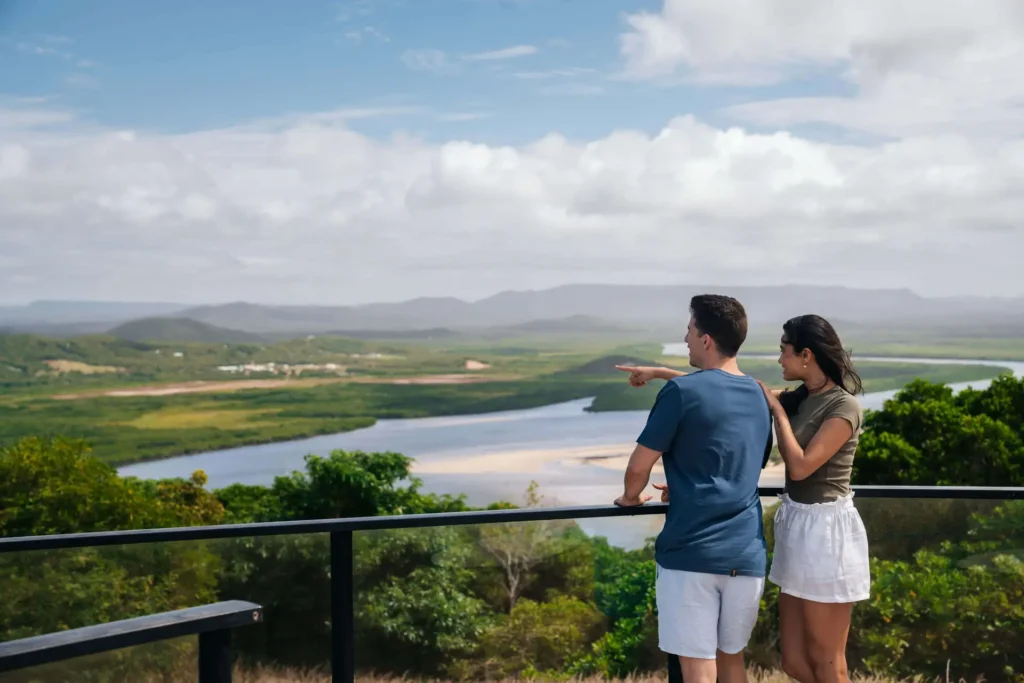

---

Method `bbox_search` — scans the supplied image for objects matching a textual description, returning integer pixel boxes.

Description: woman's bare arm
[771,410,853,481]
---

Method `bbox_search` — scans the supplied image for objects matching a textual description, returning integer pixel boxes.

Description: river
[119,351,1023,548]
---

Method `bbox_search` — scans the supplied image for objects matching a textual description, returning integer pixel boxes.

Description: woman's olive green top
[784,385,862,504]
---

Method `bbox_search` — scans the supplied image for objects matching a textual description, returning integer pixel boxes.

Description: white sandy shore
[412,442,787,486]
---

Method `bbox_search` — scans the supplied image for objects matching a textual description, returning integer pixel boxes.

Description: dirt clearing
[44,360,124,374]
[350,374,493,385]
[52,378,345,399]
[50,373,498,399]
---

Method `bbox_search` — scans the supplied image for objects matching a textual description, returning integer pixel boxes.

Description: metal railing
[1,484,1021,682]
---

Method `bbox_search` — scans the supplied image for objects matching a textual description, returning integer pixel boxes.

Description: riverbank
[411,440,784,484]
[114,352,1024,536]
[5,378,602,466]
[4,350,1017,468]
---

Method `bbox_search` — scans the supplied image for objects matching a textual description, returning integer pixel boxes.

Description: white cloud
[344,26,389,44]
[2,102,1023,303]
[464,45,538,61]
[538,83,606,96]
[336,0,377,23]
[401,49,460,74]
[7,34,83,64]
[5,34,98,92]
[0,102,76,129]
[65,73,99,89]
[0,145,29,180]
[620,0,1024,140]
[14,41,72,59]
[620,0,990,83]
[513,66,605,96]
[436,112,492,122]
[512,67,595,79]
[39,34,72,45]
[401,44,538,76]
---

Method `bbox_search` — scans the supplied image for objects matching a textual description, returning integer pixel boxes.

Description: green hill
[494,315,628,334]
[109,317,266,344]
[0,332,384,386]
[314,327,462,341]
[562,354,660,376]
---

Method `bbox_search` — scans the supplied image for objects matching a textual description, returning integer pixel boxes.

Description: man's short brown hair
[689,294,748,358]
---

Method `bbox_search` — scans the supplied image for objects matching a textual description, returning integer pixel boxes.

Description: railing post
[668,652,682,683]
[198,628,232,683]
[331,530,355,683]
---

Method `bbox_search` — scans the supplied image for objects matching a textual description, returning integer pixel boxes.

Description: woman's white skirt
[768,493,871,603]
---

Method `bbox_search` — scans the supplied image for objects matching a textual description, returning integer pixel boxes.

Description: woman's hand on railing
[653,483,669,502]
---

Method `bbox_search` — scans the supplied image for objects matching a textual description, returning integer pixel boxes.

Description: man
[613,294,771,683]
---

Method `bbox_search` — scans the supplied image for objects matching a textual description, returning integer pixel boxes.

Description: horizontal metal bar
[0,485,1020,554]
[0,501,668,552]
[0,600,262,673]
[843,485,1024,499]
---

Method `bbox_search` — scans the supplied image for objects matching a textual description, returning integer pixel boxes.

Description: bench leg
[199,628,232,683]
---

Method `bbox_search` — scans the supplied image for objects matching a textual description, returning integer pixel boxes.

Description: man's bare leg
[681,656,718,683]
[717,649,748,683]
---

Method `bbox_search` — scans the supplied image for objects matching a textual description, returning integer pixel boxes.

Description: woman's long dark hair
[776,314,863,417]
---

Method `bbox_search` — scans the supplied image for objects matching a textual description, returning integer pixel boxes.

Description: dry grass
[29,662,952,683]
[230,670,673,683]
[214,666,916,683]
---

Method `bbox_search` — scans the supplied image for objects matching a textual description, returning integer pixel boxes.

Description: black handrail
[0,485,1020,553]
[1,484,1021,683]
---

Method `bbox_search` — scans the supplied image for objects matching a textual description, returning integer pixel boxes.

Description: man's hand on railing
[613,493,652,507]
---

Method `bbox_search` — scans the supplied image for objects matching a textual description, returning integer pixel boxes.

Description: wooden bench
[0,600,263,682]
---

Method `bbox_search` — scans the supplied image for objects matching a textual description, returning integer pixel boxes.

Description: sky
[1,0,1023,305]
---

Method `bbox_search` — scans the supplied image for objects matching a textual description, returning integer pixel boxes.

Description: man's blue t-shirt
[638,370,771,577]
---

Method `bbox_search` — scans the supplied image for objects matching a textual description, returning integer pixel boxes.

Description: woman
[619,315,868,683]
[757,314,869,683]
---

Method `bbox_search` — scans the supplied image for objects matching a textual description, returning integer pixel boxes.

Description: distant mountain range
[0,301,187,324]
[2,285,1024,342]
[108,317,266,345]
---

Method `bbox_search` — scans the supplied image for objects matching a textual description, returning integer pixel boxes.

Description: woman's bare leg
[801,599,853,683]
[778,593,815,683]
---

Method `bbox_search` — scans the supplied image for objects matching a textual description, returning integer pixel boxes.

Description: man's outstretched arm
[614,444,662,507]
[616,365,687,387]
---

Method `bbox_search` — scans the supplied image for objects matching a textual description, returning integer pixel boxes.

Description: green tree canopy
[854,374,1024,486]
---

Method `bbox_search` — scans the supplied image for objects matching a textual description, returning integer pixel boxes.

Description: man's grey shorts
[656,564,765,659]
